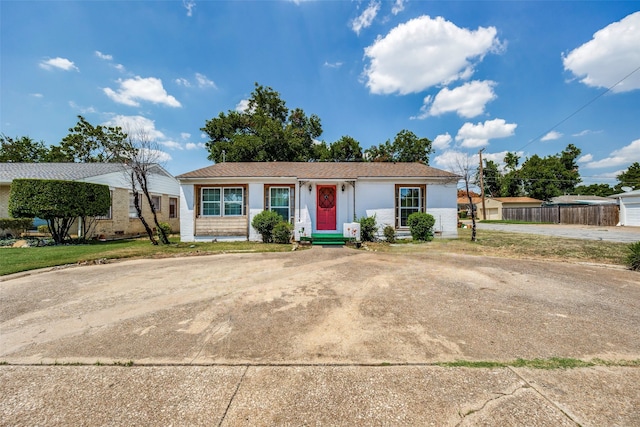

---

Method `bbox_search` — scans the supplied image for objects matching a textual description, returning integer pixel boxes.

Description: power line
[516,65,640,153]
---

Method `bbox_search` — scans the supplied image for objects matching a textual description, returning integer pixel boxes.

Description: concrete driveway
[474,221,640,243]
[1,247,639,426]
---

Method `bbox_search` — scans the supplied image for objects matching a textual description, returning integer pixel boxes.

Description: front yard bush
[383,225,396,243]
[627,241,640,271]
[252,210,283,243]
[157,222,172,238]
[273,221,293,244]
[407,212,435,241]
[357,214,377,242]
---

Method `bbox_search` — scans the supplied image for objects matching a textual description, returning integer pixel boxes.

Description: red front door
[316,185,337,230]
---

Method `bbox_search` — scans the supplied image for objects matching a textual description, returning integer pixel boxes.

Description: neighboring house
[609,189,640,226]
[456,196,543,220]
[0,163,180,238]
[177,162,461,242]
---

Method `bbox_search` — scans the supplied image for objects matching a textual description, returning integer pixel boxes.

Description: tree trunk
[137,172,170,244]
[465,181,477,242]
[134,188,158,245]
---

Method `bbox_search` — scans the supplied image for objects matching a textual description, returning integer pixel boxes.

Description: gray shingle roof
[176,162,460,180]
[0,162,171,183]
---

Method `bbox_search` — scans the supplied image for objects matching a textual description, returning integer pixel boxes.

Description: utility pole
[479,148,486,220]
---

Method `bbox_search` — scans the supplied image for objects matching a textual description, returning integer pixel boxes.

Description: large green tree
[574,183,616,197]
[0,135,50,162]
[616,162,640,191]
[202,83,322,163]
[519,144,582,200]
[328,135,363,162]
[58,115,131,162]
[365,130,433,164]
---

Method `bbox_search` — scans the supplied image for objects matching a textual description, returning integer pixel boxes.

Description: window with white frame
[201,187,244,217]
[129,192,141,218]
[151,195,161,212]
[397,186,422,227]
[266,186,294,222]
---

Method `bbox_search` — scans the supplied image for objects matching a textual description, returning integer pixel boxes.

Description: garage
[615,190,640,226]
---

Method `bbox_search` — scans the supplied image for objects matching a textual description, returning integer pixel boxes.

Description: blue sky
[1,1,639,185]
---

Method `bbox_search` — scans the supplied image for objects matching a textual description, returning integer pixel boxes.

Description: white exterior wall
[180,184,195,242]
[248,182,264,241]
[426,181,459,237]
[620,194,640,226]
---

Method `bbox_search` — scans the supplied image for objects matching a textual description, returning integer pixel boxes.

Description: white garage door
[623,202,640,226]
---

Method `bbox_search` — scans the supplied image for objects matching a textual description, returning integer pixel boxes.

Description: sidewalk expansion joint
[217,364,248,427]
[507,366,582,427]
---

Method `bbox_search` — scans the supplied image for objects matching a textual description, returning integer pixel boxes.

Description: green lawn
[0,238,293,276]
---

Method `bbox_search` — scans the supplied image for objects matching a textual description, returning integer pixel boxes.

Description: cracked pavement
[1,247,639,426]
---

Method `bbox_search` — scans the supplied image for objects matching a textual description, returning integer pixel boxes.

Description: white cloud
[235,98,250,112]
[563,12,640,93]
[324,61,344,69]
[416,80,497,119]
[482,150,524,170]
[68,101,96,114]
[577,154,593,163]
[141,148,172,163]
[103,76,181,107]
[159,140,184,150]
[195,73,216,88]
[541,130,563,141]
[113,63,125,72]
[175,78,191,87]
[103,115,166,140]
[363,15,502,95]
[455,118,517,148]
[183,0,195,17]
[39,57,78,71]
[95,51,112,61]
[181,132,191,140]
[186,142,206,150]
[584,139,640,168]
[432,149,478,172]
[433,133,452,150]
[30,93,43,98]
[351,0,380,35]
[391,0,405,15]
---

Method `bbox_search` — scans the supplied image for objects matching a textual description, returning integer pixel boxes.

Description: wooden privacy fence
[502,205,619,226]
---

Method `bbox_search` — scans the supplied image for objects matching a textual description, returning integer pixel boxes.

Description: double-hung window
[201,187,245,217]
[266,186,294,222]
[397,186,424,227]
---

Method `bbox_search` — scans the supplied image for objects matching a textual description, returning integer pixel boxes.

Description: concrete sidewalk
[1,249,639,426]
[2,365,638,426]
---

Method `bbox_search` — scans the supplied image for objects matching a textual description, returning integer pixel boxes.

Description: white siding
[620,195,640,226]
[180,184,195,242]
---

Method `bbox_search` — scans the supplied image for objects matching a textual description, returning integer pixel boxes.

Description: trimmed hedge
[9,179,111,243]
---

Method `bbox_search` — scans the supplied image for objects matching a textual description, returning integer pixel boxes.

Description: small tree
[252,210,283,243]
[9,179,110,243]
[407,212,435,241]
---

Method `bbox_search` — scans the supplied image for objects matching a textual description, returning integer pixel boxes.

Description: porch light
[341,184,345,192]
[309,184,312,192]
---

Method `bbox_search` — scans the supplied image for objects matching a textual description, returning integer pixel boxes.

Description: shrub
[252,210,283,243]
[627,241,640,271]
[357,215,377,242]
[157,222,172,239]
[383,225,396,243]
[0,218,33,237]
[407,212,436,241]
[273,221,293,244]
[37,224,50,234]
